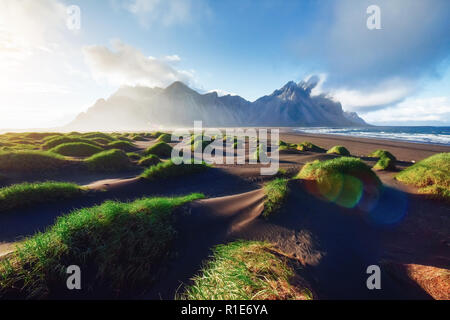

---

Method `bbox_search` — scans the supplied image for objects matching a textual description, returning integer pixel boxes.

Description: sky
[0,0,449,129]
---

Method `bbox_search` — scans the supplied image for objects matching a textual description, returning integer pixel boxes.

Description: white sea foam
[294,127,450,146]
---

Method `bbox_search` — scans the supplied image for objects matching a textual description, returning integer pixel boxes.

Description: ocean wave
[294,127,450,146]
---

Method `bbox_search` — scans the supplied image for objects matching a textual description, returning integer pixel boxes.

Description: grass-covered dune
[42,136,102,150]
[181,241,313,300]
[297,157,381,209]
[81,132,116,141]
[0,182,83,212]
[156,133,172,143]
[84,149,132,172]
[50,142,104,157]
[141,159,209,180]
[0,194,204,299]
[396,153,450,200]
[138,154,161,167]
[106,140,136,152]
[369,149,397,171]
[297,141,326,153]
[262,178,290,218]
[0,151,68,173]
[144,142,173,158]
[326,145,351,156]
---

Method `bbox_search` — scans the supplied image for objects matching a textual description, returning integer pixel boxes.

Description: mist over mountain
[67,80,368,130]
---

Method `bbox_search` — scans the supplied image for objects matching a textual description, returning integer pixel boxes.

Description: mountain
[67,80,368,130]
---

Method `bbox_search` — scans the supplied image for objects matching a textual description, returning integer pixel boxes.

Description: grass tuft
[180,241,313,300]
[0,182,83,212]
[296,141,326,153]
[141,159,208,180]
[263,179,289,217]
[144,142,173,158]
[0,193,204,299]
[138,154,161,167]
[106,140,136,152]
[297,157,380,208]
[84,149,131,172]
[49,142,103,157]
[0,150,67,173]
[326,145,350,156]
[396,153,449,200]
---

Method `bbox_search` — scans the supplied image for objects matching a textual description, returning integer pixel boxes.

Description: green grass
[0,182,83,212]
[263,179,290,218]
[0,150,67,173]
[89,137,112,145]
[126,152,141,161]
[296,141,326,153]
[144,142,173,158]
[138,154,161,167]
[396,153,450,200]
[106,140,136,152]
[369,149,396,160]
[180,241,313,300]
[297,157,380,208]
[0,193,204,299]
[81,132,116,141]
[42,136,102,150]
[84,149,131,172]
[141,159,209,180]
[157,133,172,143]
[326,145,350,156]
[49,142,103,157]
[369,150,397,171]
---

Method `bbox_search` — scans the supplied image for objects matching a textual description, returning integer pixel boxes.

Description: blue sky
[0,0,449,128]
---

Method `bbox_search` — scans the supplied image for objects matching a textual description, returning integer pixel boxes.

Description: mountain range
[67,78,367,130]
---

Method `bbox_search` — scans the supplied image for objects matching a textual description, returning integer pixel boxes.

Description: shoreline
[279,130,450,162]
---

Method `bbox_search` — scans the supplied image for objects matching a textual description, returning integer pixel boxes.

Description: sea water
[294,126,450,146]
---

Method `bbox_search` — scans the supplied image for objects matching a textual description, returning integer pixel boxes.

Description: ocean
[294,126,450,146]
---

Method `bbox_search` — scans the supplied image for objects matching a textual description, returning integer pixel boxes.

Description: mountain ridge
[67,80,368,130]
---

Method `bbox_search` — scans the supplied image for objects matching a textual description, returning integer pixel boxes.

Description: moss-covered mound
[85,149,131,172]
[297,157,381,209]
[138,154,161,167]
[396,153,450,200]
[42,136,102,150]
[106,140,136,152]
[326,145,350,156]
[50,142,103,157]
[369,149,396,160]
[0,151,67,173]
[0,193,204,299]
[157,133,172,143]
[141,159,208,180]
[369,149,397,171]
[296,141,326,153]
[0,182,83,212]
[144,142,173,158]
[81,132,116,141]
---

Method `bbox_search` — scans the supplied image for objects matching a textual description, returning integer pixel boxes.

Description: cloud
[294,0,450,90]
[207,89,238,97]
[83,40,194,87]
[0,0,67,55]
[330,78,415,111]
[362,96,450,124]
[122,0,209,28]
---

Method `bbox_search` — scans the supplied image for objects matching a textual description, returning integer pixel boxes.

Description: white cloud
[207,89,238,97]
[363,96,450,123]
[330,79,415,110]
[83,40,194,88]
[123,0,200,27]
[0,0,67,56]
